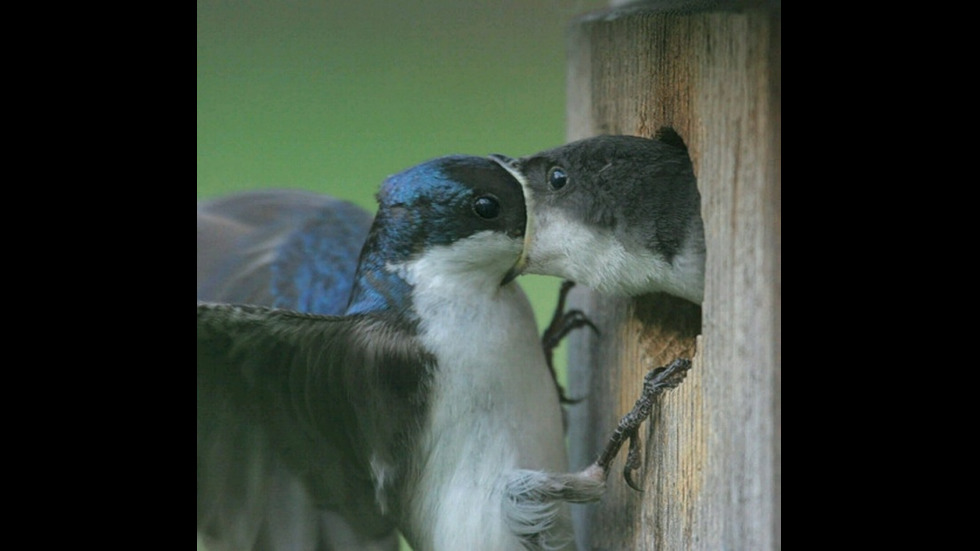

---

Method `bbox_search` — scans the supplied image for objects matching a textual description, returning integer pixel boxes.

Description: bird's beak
[501,264,522,286]
[491,153,532,287]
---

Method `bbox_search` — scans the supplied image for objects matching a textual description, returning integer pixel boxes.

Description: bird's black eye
[473,195,500,219]
[547,167,568,190]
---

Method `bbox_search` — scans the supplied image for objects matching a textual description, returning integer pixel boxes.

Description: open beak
[491,153,532,286]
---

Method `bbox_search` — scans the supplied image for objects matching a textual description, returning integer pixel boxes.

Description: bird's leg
[540,280,599,404]
[622,432,644,491]
[590,358,692,489]
[502,358,691,547]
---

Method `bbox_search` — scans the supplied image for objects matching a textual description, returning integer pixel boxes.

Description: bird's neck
[663,217,706,303]
[345,222,418,316]
[626,215,705,303]
[347,226,521,316]
[390,243,573,550]
[345,260,415,317]
[528,209,705,302]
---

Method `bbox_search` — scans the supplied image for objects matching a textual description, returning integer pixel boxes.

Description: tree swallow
[198,156,611,551]
[492,128,705,303]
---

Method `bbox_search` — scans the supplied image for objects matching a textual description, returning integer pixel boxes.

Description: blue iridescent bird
[197,156,615,551]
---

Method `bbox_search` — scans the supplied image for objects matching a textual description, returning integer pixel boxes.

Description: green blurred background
[198,0,607,548]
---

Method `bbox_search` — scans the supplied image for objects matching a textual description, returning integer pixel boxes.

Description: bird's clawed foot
[592,358,692,490]
[541,280,599,404]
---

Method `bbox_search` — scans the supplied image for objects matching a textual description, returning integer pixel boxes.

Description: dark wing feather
[197,303,429,550]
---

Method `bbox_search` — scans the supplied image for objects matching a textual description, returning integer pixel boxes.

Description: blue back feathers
[197,190,373,316]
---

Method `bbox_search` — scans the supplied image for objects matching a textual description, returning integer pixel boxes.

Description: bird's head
[347,155,530,315]
[490,130,705,302]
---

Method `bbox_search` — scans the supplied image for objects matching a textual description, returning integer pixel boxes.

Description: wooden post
[564,1,780,550]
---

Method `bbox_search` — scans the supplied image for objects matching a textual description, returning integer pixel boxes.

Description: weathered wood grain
[564,2,780,549]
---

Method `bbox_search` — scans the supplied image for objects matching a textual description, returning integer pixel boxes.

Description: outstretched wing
[197,303,432,550]
[197,190,373,314]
